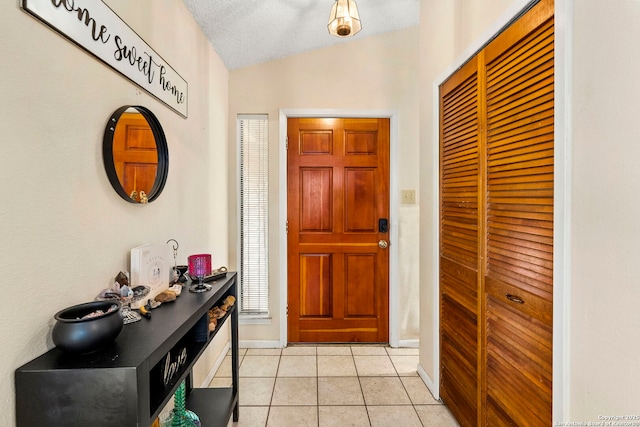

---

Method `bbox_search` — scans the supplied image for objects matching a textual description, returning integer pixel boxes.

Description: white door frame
[278,109,400,348]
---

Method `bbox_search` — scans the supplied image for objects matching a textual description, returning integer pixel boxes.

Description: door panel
[482,1,554,425]
[345,168,377,231]
[300,168,333,232]
[300,130,333,154]
[439,57,480,426]
[288,117,390,343]
[345,253,376,317]
[299,254,332,317]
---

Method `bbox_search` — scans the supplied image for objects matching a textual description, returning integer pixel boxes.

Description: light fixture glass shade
[327,0,361,37]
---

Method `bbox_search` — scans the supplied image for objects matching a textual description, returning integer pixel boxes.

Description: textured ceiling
[182,0,420,70]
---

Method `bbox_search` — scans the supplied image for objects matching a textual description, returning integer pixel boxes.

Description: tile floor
[209,346,459,427]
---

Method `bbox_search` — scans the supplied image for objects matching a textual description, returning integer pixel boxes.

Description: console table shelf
[15,273,239,427]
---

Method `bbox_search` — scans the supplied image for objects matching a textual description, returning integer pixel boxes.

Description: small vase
[171,380,201,427]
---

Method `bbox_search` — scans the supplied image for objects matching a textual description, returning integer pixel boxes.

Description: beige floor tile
[209,377,232,388]
[316,346,353,356]
[317,355,357,377]
[318,377,365,406]
[385,347,419,356]
[350,346,388,356]
[400,376,439,405]
[353,355,397,376]
[271,377,318,406]
[226,346,462,427]
[245,348,282,356]
[240,355,280,377]
[318,406,370,427]
[359,377,411,405]
[227,406,269,427]
[414,405,460,427]
[389,355,419,376]
[282,346,316,355]
[367,405,422,427]
[215,355,234,378]
[277,355,317,377]
[229,348,248,357]
[239,377,276,406]
[266,406,318,427]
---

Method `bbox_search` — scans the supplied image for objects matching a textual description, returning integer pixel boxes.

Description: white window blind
[238,114,269,315]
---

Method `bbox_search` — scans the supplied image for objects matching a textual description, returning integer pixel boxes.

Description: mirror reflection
[113,109,158,202]
[103,106,168,204]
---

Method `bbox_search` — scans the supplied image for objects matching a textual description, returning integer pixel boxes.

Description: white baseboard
[199,341,231,388]
[397,339,419,348]
[417,363,439,401]
[239,340,282,349]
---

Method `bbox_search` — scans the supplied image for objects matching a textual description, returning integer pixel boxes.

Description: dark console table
[15,273,239,427]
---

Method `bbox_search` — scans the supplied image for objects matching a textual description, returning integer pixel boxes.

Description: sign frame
[21,0,189,118]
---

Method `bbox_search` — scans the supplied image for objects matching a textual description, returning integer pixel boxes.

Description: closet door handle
[505,293,525,304]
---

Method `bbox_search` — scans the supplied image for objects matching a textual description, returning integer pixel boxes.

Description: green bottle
[171,380,201,427]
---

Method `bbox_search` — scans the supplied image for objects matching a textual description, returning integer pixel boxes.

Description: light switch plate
[401,190,416,204]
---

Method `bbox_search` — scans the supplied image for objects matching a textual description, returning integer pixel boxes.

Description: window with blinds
[238,114,269,315]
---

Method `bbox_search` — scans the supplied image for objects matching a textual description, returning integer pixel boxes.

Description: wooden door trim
[278,109,400,347]
[431,1,570,421]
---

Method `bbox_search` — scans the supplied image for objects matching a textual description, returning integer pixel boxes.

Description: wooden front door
[287,118,390,343]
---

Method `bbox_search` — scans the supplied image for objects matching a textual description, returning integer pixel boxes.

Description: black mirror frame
[102,105,169,204]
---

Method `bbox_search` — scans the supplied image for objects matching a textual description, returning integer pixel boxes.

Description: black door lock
[378,218,389,233]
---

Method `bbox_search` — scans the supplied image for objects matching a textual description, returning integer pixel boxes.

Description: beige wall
[570,0,640,417]
[228,27,421,344]
[0,0,229,424]
[418,0,640,421]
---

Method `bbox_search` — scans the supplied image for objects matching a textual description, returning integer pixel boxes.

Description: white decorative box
[130,243,170,309]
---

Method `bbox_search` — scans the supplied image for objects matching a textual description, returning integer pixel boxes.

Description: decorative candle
[187,254,211,278]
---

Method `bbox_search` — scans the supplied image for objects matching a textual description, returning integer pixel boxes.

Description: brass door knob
[378,239,389,249]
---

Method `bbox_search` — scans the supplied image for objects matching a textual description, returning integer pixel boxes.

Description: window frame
[237,114,270,321]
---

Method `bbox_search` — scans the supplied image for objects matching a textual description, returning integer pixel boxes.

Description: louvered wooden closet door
[439,58,480,427]
[483,1,554,425]
[439,0,554,425]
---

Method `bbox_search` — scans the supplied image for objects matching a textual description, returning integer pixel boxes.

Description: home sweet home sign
[21,0,188,118]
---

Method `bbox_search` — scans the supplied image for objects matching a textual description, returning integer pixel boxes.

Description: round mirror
[103,106,168,203]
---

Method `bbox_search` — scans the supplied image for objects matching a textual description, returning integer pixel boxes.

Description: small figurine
[139,191,148,204]
[120,285,131,297]
[115,271,129,288]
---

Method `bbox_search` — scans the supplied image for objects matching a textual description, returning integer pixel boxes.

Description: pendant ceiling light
[327,0,362,37]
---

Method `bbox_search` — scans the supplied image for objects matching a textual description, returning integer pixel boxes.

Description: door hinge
[286,305,289,316]
[285,136,288,150]
[286,220,288,234]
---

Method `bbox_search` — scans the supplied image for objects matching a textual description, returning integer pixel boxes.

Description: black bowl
[52,300,123,354]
